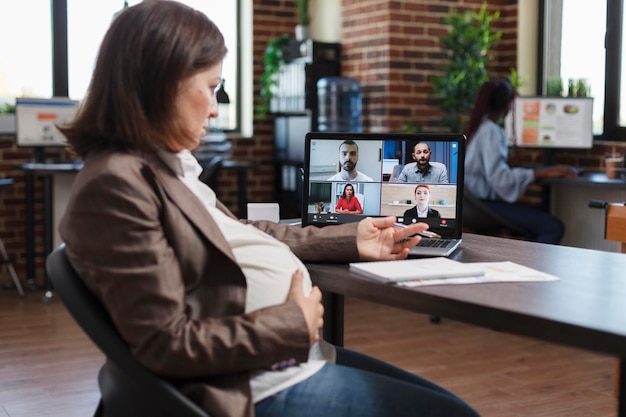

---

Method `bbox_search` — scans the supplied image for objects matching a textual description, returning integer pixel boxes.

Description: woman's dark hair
[59,1,227,157]
[464,78,516,144]
[342,183,354,199]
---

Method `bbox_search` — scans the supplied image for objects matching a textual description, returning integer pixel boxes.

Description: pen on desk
[393,222,442,239]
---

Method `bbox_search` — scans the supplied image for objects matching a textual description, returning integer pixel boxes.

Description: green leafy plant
[256,34,290,120]
[400,119,421,134]
[431,3,502,133]
[0,102,16,114]
[576,78,589,97]
[507,67,524,91]
[296,0,309,26]
[545,76,563,97]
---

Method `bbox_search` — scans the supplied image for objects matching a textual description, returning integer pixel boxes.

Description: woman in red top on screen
[335,183,363,214]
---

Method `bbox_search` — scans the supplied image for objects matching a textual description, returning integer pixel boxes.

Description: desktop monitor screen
[504,96,594,149]
[15,97,79,147]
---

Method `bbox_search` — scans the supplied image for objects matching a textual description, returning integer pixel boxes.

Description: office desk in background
[21,159,257,301]
[307,233,626,416]
[216,160,258,218]
[546,172,626,252]
[20,162,82,301]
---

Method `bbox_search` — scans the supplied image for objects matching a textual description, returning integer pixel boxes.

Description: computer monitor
[504,96,594,149]
[15,97,79,148]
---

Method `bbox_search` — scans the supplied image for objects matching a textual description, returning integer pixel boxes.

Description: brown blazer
[59,150,361,417]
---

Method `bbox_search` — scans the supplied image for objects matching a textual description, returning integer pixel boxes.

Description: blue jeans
[255,347,480,417]
[481,200,565,244]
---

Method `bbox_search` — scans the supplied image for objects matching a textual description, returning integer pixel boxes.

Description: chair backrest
[198,155,224,188]
[388,164,403,182]
[46,246,210,417]
[355,193,364,209]
[462,190,531,238]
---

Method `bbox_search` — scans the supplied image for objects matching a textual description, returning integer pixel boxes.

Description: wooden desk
[307,233,626,416]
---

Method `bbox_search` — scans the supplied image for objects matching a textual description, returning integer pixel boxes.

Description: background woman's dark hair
[463,78,516,144]
[59,1,228,157]
[342,183,354,199]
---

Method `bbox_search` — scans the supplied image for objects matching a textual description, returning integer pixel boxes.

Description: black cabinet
[272,40,340,219]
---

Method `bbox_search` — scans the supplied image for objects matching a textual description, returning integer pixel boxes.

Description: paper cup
[605,153,624,179]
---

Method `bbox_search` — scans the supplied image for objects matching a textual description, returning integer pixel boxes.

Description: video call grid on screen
[303,134,464,236]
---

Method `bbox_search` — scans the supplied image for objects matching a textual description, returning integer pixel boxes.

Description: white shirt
[158,149,333,402]
[327,170,374,182]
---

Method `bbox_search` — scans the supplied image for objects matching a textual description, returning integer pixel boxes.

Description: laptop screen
[301,132,466,239]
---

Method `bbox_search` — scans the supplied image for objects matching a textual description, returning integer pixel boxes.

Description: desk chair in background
[46,246,211,417]
[462,190,532,239]
[198,155,224,189]
[355,193,364,210]
[194,138,258,218]
[388,164,403,183]
[590,199,626,399]
[0,178,24,296]
[195,137,232,189]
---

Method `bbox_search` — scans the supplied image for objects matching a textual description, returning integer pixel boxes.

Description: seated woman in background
[335,183,363,214]
[463,78,577,244]
[403,184,440,222]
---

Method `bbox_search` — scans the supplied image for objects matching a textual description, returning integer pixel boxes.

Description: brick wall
[341,0,518,133]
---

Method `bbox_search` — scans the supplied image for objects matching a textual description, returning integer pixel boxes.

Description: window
[542,0,626,141]
[0,0,251,136]
[0,0,52,103]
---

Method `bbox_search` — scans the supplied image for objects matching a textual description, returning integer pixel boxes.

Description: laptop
[301,132,466,257]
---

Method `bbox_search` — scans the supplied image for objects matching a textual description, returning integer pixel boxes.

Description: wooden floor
[0,286,617,417]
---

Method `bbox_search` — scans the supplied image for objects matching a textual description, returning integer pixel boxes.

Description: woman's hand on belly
[287,269,323,344]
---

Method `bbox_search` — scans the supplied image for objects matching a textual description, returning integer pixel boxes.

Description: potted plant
[546,76,563,96]
[295,0,310,40]
[0,102,16,134]
[256,34,290,120]
[431,3,502,133]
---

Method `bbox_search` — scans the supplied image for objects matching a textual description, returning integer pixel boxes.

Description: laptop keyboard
[416,239,454,248]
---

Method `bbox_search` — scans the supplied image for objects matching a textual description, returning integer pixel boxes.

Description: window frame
[50,0,250,137]
[603,0,623,141]
[539,0,625,142]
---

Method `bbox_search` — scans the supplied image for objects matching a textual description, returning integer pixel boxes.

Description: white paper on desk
[349,257,485,283]
[396,261,559,287]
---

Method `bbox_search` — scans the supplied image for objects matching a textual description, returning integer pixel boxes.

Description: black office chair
[462,190,532,240]
[198,154,224,188]
[46,246,211,417]
[195,136,233,189]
